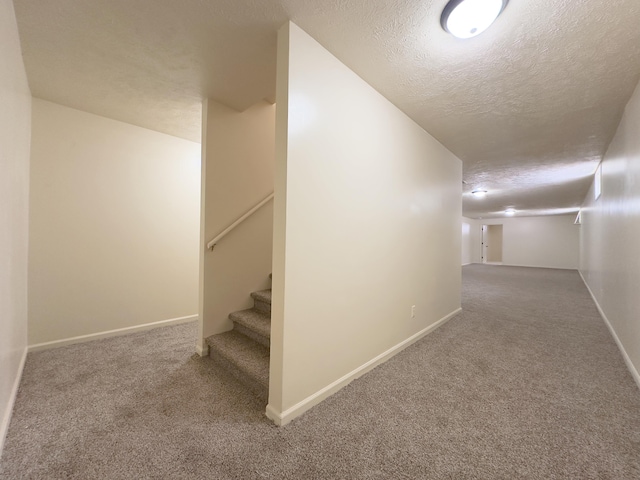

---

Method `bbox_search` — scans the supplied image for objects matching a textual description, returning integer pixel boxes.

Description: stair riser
[234,322,270,349]
[206,286,271,405]
[253,299,271,314]
[208,349,268,402]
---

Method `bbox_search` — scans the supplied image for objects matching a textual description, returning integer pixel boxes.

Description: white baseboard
[266,307,463,426]
[1,347,27,455]
[195,342,209,357]
[492,263,577,270]
[28,315,198,352]
[579,270,640,391]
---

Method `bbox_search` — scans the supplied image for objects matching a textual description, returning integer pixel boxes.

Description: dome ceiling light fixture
[504,208,516,216]
[441,0,509,39]
[471,189,488,198]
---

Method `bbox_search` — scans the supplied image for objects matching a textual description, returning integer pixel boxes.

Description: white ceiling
[13,0,640,218]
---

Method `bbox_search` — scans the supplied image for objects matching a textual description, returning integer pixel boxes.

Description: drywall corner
[197,98,209,355]
[0,348,27,457]
[0,0,32,457]
[268,21,291,416]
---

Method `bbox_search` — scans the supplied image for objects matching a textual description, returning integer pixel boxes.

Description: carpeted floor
[2,265,639,479]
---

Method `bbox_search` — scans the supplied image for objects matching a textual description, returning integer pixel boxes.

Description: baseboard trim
[1,347,27,455]
[490,263,577,270]
[579,270,640,391]
[195,343,209,357]
[28,315,198,352]
[266,307,463,426]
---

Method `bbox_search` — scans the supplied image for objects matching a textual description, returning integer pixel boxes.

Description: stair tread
[206,330,269,388]
[229,308,270,340]
[250,289,272,304]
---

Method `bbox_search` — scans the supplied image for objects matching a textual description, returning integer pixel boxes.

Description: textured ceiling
[12,0,640,218]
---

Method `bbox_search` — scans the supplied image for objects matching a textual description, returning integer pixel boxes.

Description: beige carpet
[2,265,639,479]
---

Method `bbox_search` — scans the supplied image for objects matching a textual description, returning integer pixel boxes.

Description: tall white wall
[198,100,274,351]
[580,80,640,388]
[480,215,579,269]
[0,0,31,453]
[462,220,472,265]
[462,216,482,264]
[28,99,200,347]
[269,22,462,425]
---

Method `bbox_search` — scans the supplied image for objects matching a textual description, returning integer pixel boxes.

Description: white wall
[462,220,471,265]
[580,80,640,388]
[479,215,579,269]
[28,99,200,347]
[269,22,462,425]
[0,0,31,453]
[462,216,482,264]
[198,100,274,352]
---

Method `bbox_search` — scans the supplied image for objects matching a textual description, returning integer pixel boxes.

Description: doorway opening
[482,224,503,264]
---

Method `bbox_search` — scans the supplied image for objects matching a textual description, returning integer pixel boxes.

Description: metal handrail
[206,192,274,250]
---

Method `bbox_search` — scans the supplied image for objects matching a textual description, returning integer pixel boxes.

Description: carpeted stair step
[229,308,270,348]
[206,330,269,401]
[251,289,272,314]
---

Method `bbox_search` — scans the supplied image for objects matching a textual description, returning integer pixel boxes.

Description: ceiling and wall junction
[12,0,640,218]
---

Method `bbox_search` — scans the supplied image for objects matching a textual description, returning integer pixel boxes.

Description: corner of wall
[197,98,209,355]
[0,0,32,456]
[0,347,28,456]
[267,19,292,418]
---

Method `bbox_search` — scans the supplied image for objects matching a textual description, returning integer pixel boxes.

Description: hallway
[1,265,639,478]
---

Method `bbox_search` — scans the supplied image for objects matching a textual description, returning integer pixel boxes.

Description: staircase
[206,285,271,402]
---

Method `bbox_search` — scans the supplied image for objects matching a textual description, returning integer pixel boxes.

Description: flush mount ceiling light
[441,0,509,39]
[504,208,516,216]
[471,189,488,198]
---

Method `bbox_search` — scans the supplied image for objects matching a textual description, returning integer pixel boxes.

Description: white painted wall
[28,99,200,346]
[462,216,483,264]
[0,0,31,453]
[480,215,579,269]
[269,22,462,425]
[462,220,472,265]
[580,79,640,388]
[198,100,274,352]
